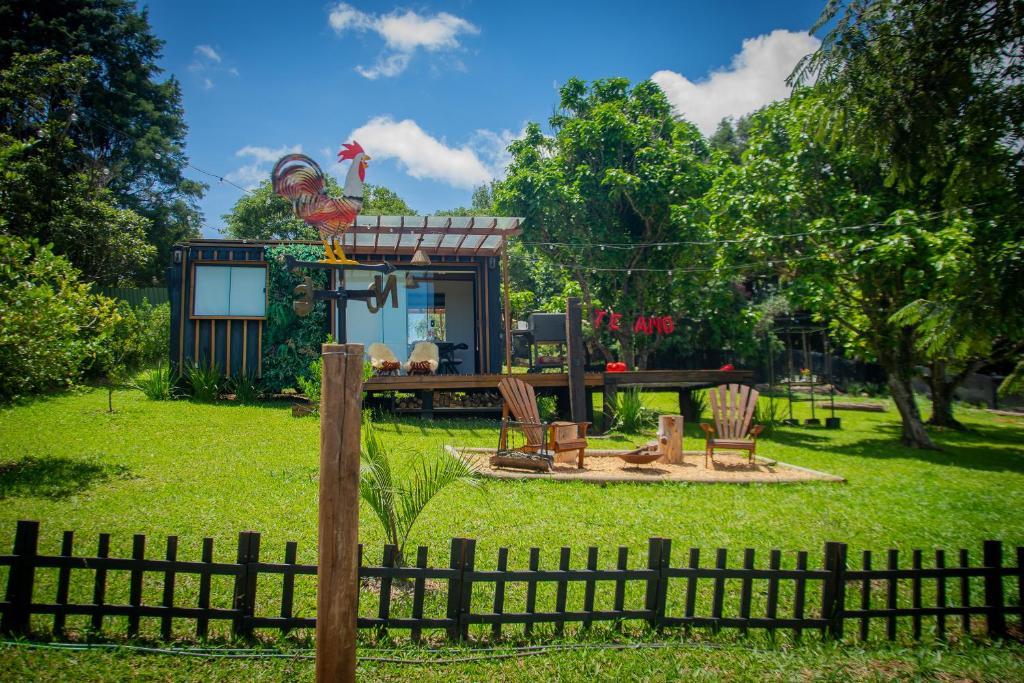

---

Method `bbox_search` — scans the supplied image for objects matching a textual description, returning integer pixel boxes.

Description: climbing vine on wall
[261,245,329,392]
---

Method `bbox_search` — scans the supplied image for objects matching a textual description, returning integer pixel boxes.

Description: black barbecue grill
[511,312,567,372]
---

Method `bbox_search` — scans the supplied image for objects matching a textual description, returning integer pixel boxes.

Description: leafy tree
[435,182,497,216]
[708,115,753,165]
[708,91,1013,448]
[790,0,1024,429]
[0,236,120,401]
[364,183,416,215]
[0,51,155,285]
[0,0,205,282]
[496,77,725,368]
[223,180,415,241]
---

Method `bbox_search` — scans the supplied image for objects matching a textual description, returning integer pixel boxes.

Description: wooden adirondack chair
[700,384,764,466]
[497,377,590,468]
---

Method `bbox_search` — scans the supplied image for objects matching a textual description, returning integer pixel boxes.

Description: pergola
[336,215,523,256]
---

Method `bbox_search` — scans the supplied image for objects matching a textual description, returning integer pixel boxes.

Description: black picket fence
[1,521,1021,643]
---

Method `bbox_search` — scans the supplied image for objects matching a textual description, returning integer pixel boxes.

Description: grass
[1,385,1023,680]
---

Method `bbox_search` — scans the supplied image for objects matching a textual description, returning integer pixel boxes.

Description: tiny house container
[166,216,523,385]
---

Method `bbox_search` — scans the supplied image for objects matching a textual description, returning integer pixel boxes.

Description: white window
[192,265,267,318]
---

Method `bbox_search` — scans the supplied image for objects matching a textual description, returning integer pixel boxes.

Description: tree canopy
[496,77,751,368]
[0,51,155,285]
[0,0,204,282]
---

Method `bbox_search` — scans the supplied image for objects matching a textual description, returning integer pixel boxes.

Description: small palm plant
[359,414,481,565]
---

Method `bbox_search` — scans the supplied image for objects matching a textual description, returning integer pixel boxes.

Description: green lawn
[1,386,1023,680]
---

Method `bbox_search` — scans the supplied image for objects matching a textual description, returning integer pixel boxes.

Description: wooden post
[501,242,513,375]
[657,415,684,464]
[565,297,586,424]
[317,342,364,683]
[2,520,39,635]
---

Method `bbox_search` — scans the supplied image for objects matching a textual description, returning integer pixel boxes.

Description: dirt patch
[447,447,844,484]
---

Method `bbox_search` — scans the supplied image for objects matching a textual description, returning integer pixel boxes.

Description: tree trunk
[926,360,980,430]
[880,332,939,449]
[927,361,962,429]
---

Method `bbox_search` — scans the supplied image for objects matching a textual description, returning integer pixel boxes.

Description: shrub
[296,357,323,404]
[537,395,558,422]
[691,389,709,422]
[611,387,656,433]
[185,362,221,402]
[229,371,261,404]
[0,236,120,401]
[261,245,329,392]
[135,364,177,400]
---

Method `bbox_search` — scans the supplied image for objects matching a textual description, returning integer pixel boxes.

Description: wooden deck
[364,369,755,429]
[364,369,752,392]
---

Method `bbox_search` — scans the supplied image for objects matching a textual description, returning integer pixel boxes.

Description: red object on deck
[719,363,735,371]
[606,362,627,372]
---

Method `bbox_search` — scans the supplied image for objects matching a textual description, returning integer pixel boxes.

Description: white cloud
[227,144,303,189]
[190,44,237,90]
[328,3,478,79]
[236,144,303,164]
[346,117,522,189]
[651,29,819,135]
[356,53,410,80]
[194,45,221,63]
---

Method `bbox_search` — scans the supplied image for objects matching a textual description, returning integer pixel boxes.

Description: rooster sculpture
[271,142,370,264]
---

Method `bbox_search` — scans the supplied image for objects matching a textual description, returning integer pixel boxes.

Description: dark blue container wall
[485,256,504,374]
[168,244,267,377]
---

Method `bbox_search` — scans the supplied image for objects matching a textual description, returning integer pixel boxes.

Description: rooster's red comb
[338,141,365,161]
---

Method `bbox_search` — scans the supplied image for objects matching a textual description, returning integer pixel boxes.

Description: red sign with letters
[595,309,674,337]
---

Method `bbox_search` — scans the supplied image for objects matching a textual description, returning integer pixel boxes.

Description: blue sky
[143,1,825,236]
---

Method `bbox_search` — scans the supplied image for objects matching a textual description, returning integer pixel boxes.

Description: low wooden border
[446,446,846,484]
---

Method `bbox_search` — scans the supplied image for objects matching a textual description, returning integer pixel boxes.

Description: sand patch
[446,446,844,484]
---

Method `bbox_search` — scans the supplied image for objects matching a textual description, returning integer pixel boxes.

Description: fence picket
[613,546,628,626]
[860,550,872,642]
[983,540,1006,638]
[766,549,780,639]
[411,546,428,644]
[555,547,571,636]
[492,547,509,641]
[524,547,540,637]
[685,548,700,629]
[794,551,807,640]
[378,545,397,635]
[740,548,754,636]
[912,549,922,640]
[280,541,297,637]
[127,534,146,637]
[886,549,899,640]
[196,538,213,639]
[91,533,110,632]
[583,547,598,630]
[161,536,178,640]
[935,549,946,641]
[960,549,971,634]
[2,520,39,635]
[53,531,73,636]
[711,548,727,633]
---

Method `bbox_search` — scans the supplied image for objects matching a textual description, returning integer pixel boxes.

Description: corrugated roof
[340,215,523,256]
